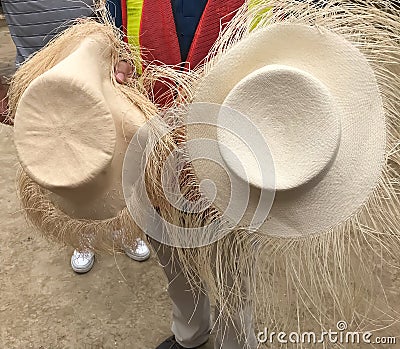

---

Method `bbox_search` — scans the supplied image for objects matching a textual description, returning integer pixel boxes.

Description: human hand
[114,60,135,84]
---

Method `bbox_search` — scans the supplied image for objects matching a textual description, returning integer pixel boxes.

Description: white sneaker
[123,238,150,262]
[70,250,95,273]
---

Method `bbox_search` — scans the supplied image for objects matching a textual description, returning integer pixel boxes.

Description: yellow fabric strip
[126,0,144,73]
[126,0,144,47]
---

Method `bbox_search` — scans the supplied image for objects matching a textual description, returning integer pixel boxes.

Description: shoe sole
[124,249,150,262]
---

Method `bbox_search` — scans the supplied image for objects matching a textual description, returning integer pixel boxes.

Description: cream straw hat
[139,0,400,334]
[186,23,386,238]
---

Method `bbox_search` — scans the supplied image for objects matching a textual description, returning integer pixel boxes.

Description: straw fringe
[16,166,144,251]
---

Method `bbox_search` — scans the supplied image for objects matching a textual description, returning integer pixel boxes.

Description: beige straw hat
[9,18,193,250]
[8,20,169,249]
[14,32,147,221]
[186,23,387,238]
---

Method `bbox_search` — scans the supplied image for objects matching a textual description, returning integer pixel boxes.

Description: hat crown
[219,64,341,191]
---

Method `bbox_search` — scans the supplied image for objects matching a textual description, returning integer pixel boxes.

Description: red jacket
[122,0,245,105]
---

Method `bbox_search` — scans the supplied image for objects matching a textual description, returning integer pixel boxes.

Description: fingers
[115,60,135,84]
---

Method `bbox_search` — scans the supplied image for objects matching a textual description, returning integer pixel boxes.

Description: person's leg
[152,237,258,349]
[214,299,257,349]
[206,239,257,349]
[146,205,256,348]
[151,238,211,348]
[150,234,257,349]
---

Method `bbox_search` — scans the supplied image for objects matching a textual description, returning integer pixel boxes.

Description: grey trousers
[150,238,258,349]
